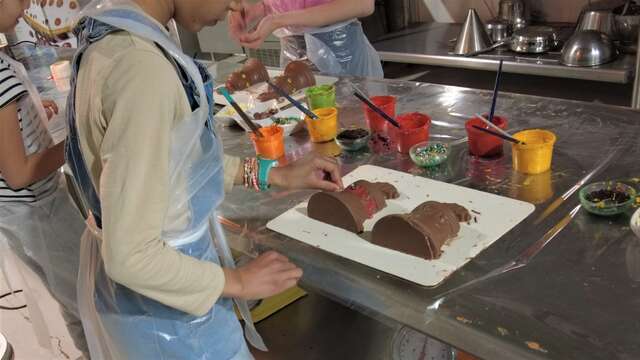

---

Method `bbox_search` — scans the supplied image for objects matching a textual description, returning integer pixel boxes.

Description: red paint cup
[389,112,431,154]
[465,115,508,158]
[363,96,396,134]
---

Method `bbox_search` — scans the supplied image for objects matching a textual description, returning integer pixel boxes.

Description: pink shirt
[265,0,333,14]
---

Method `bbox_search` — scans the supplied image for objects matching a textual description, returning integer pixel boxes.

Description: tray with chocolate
[213,60,338,106]
[267,165,535,287]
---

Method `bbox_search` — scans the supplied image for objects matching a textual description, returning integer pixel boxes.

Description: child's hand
[42,100,58,120]
[222,251,302,300]
[269,153,344,192]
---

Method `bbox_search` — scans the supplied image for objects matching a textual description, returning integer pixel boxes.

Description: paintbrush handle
[219,87,263,137]
[267,81,318,120]
[229,101,263,136]
[489,59,504,123]
[353,92,401,128]
[472,125,521,144]
[475,113,512,138]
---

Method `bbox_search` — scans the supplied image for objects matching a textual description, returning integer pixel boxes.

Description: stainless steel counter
[372,23,636,84]
[218,77,640,360]
[24,44,640,360]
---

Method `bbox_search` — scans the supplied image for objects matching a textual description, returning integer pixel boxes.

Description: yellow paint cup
[305,107,338,143]
[511,129,557,174]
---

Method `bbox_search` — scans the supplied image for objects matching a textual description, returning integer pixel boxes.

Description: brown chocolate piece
[372,201,470,260]
[225,58,269,93]
[307,180,399,233]
[258,61,316,102]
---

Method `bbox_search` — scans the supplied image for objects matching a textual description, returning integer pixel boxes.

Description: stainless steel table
[372,23,636,84]
[218,76,640,360]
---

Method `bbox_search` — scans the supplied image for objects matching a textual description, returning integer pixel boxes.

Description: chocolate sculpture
[372,201,470,260]
[225,58,269,93]
[258,61,316,102]
[308,180,399,233]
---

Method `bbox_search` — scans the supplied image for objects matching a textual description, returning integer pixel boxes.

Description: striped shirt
[0,57,58,202]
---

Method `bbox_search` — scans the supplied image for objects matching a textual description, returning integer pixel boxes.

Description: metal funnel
[453,8,493,55]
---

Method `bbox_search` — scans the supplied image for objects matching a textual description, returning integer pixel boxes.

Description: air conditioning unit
[197,20,281,66]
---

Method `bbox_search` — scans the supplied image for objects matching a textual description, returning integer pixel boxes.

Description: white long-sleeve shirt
[75,30,240,316]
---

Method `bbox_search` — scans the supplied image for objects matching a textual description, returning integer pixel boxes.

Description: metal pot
[465,26,559,56]
[615,14,640,43]
[510,26,559,53]
[498,0,529,30]
[486,21,512,43]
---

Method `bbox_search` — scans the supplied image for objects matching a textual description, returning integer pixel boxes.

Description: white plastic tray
[267,165,535,286]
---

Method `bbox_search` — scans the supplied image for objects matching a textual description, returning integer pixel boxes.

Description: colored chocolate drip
[258,61,316,102]
[371,201,470,260]
[345,183,379,218]
[308,180,399,233]
[225,58,269,93]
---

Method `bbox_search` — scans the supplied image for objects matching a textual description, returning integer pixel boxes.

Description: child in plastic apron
[69,1,345,357]
[228,0,383,78]
[0,0,88,355]
[65,3,263,359]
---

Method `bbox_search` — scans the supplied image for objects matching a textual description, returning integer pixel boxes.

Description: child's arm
[238,0,375,48]
[0,101,64,189]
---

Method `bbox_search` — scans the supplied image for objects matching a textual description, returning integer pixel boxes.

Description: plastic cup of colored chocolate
[511,129,557,174]
[389,112,431,154]
[305,84,336,110]
[465,115,508,157]
[250,125,285,160]
[363,96,396,134]
[305,107,338,143]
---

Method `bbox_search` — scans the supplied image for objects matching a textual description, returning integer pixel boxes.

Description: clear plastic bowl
[409,141,450,168]
[579,181,636,216]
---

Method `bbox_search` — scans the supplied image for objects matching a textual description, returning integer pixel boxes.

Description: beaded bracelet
[243,157,260,191]
[244,157,278,192]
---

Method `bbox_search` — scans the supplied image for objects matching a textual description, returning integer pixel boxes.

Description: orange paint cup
[250,125,285,160]
[305,107,338,143]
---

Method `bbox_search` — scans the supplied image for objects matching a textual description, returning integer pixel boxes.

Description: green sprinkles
[272,117,299,125]
[415,143,447,157]
[411,142,449,167]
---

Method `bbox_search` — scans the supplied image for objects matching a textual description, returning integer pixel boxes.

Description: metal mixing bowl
[561,30,618,67]
[577,10,618,39]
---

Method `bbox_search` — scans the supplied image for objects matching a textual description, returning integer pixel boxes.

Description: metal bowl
[561,30,618,67]
[615,15,640,43]
[577,10,618,39]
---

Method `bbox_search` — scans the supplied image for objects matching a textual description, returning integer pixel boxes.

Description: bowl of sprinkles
[409,141,450,168]
[270,116,304,136]
[336,128,371,152]
[579,181,637,216]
